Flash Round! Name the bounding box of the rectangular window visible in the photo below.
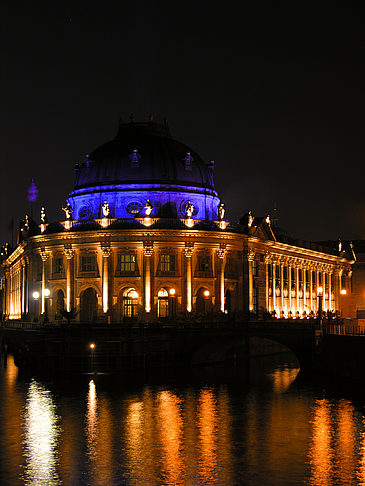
[81,255,96,272]
[161,254,175,273]
[120,254,136,273]
[252,260,257,276]
[198,255,210,273]
[53,257,64,274]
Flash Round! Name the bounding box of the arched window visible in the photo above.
[158,289,169,318]
[123,288,139,318]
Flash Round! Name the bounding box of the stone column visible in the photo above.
[265,255,270,311]
[143,241,153,313]
[328,271,332,311]
[218,244,227,313]
[295,266,300,313]
[184,242,194,312]
[288,263,292,313]
[40,249,48,315]
[101,246,112,314]
[280,262,284,316]
[322,270,326,312]
[272,262,276,314]
[303,267,306,313]
[64,246,74,312]
[309,268,313,311]
[247,249,255,313]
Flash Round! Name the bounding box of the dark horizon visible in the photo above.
[1,4,365,246]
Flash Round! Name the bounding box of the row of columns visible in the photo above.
[36,241,228,318]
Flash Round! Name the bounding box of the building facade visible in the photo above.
[1,119,354,322]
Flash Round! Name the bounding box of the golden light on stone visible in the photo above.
[317,286,323,296]
[184,218,194,228]
[340,289,347,295]
[143,217,153,227]
[100,218,110,228]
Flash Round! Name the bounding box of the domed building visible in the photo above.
[1,118,355,323]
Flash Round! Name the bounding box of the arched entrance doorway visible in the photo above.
[55,289,65,319]
[196,287,212,314]
[157,288,177,318]
[80,288,98,322]
[122,288,139,319]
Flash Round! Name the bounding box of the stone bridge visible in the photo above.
[0,319,320,373]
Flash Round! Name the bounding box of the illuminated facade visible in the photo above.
[1,119,354,322]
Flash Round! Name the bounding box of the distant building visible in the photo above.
[1,119,355,322]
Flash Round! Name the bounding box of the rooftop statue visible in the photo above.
[185,201,194,218]
[102,200,110,218]
[62,202,73,220]
[145,199,153,217]
[218,203,225,221]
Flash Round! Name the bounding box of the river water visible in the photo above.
[0,353,365,486]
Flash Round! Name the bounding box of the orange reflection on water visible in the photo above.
[270,366,300,393]
[0,356,24,485]
[86,380,98,459]
[23,379,61,485]
[157,390,184,485]
[308,399,334,486]
[216,388,233,485]
[124,400,145,483]
[336,400,356,483]
[358,417,365,485]
[197,388,218,483]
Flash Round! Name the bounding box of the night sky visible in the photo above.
[1,4,364,246]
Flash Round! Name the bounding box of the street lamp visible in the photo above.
[43,288,50,323]
[317,286,323,326]
[89,342,96,373]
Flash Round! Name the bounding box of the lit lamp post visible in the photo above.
[317,286,323,327]
[89,342,96,373]
[32,291,40,319]
[340,288,347,318]
[169,288,176,319]
[43,288,50,323]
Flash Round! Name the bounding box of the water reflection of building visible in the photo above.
[1,118,354,322]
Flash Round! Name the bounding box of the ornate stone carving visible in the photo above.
[247,249,255,261]
[184,242,194,258]
[40,249,48,262]
[143,241,153,257]
[101,246,112,258]
[217,243,227,259]
[64,246,74,260]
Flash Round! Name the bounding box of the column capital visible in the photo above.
[143,240,154,257]
[64,245,74,260]
[101,246,112,258]
[247,249,255,261]
[184,242,194,258]
[217,243,227,259]
[39,248,48,262]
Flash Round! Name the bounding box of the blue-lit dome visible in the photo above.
[68,119,220,221]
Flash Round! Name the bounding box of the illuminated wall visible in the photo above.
[68,184,220,221]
